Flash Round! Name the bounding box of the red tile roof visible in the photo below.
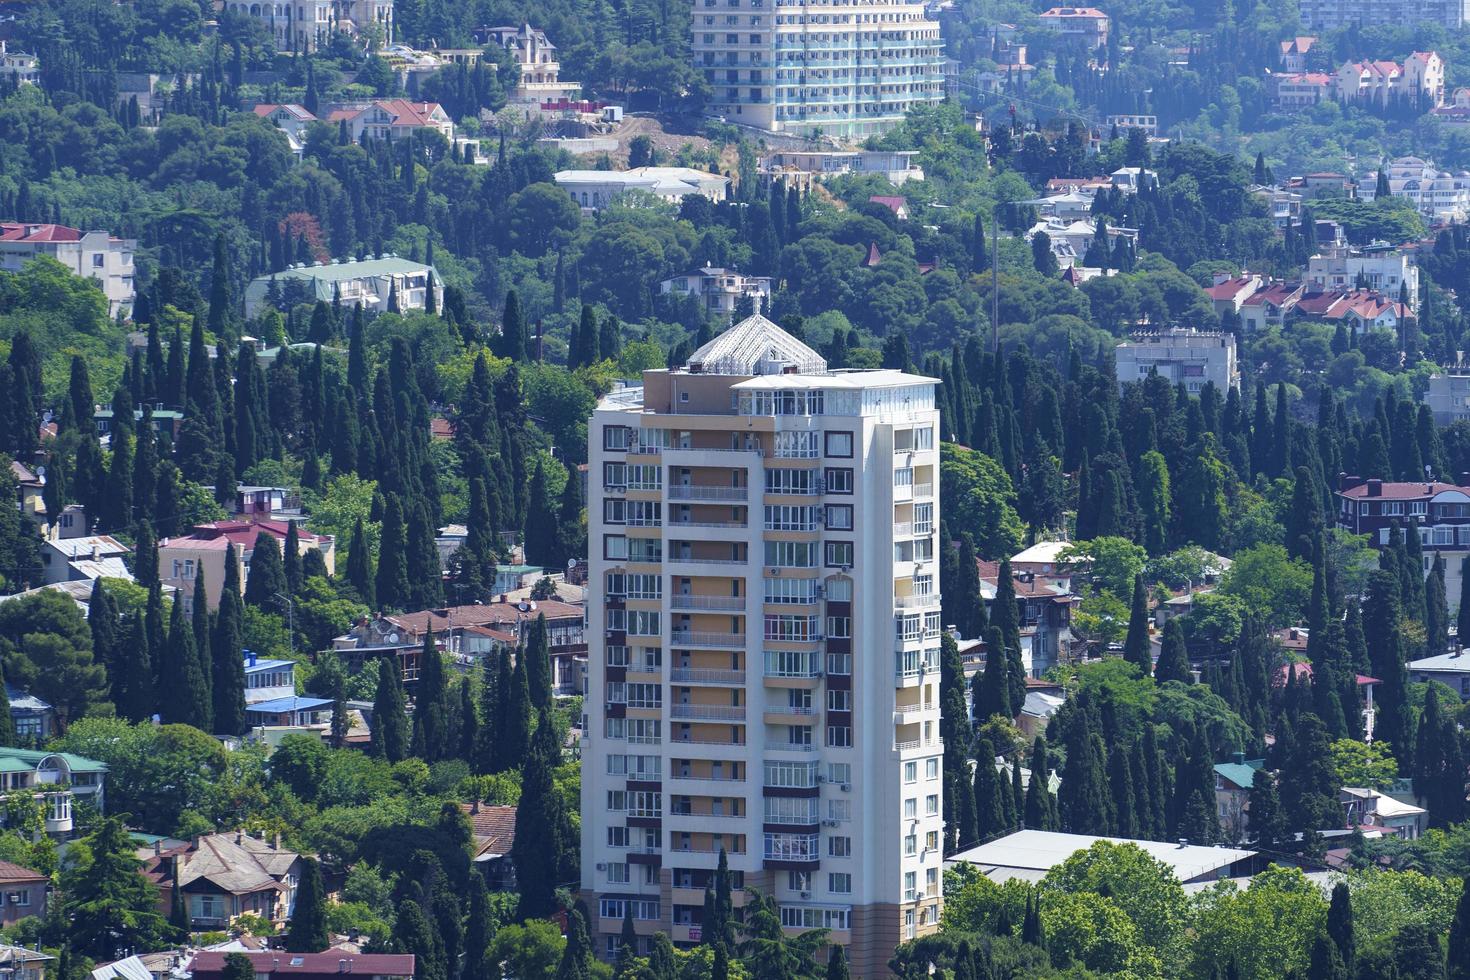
[385,598,583,636]
[0,223,83,243]
[1205,277,1260,301]
[1336,480,1469,499]
[161,518,323,551]
[458,803,517,858]
[0,860,44,883]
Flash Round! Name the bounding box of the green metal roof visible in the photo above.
[265,257,436,283]
[1213,759,1264,789]
[0,758,32,773]
[0,747,107,772]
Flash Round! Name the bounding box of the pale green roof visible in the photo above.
[263,257,436,283]
[0,747,107,772]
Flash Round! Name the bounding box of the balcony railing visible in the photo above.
[671,668,747,684]
[672,630,747,647]
[914,482,934,497]
[894,593,941,609]
[893,704,935,723]
[766,705,818,716]
[669,486,749,501]
[668,556,747,566]
[671,704,748,721]
[769,742,819,752]
[669,519,748,529]
[671,595,748,611]
[894,736,944,752]
[672,772,746,782]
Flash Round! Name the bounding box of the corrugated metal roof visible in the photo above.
[686,314,827,375]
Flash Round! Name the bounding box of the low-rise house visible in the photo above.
[1406,650,1470,699]
[1205,273,1266,316]
[976,559,1078,676]
[0,747,107,835]
[1340,786,1426,838]
[1273,72,1333,109]
[243,256,444,318]
[868,195,910,220]
[0,944,53,980]
[1109,167,1158,193]
[1430,87,1470,127]
[186,952,413,980]
[1427,362,1470,424]
[949,829,1262,884]
[1213,752,1265,842]
[1018,690,1064,739]
[159,518,334,612]
[1306,243,1419,308]
[327,99,454,144]
[1283,172,1356,199]
[1026,216,1139,267]
[554,167,728,210]
[251,104,316,160]
[1037,7,1110,47]
[244,697,334,729]
[1114,328,1239,393]
[479,24,580,102]
[757,150,923,189]
[1335,52,1444,109]
[0,42,39,86]
[39,534,131,585]
[0,860,47,925]
[0,223,136,316]
[1280,36,1318,72]
[1333,475,1470,610]
[1019,190,1096,222]
[459,802,518,889]
[93,406,183,442]
[1240,281,1305,331]
[1290,288,1413,334]
[244,654,297,706]
[145,831,303,930]
[9,462,44,523]
[7,687,55,744]
[658,266,773,320]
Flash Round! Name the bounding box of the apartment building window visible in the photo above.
[603,462,626,488]
[782,906,850,930]
[827,689,851,711]
[627,464,661,490]
[829,873,852,894]
[825,578,852,601]
[599,899,660,921]
[827,652,852,675]
[825,504,853,530]
[605,681,626,704]
[765,649,820,677]
[627,684,662,708]
[925,794,939,816]
[925,830,940,852]
[775,431,820,458]
[765,797,819,825]
[926,758,940,780]
[766,468,820,494]
[787,871,811,891]
[903,870,917,900]
[765,541,818,567]
[904,798,917,819]
[824,541,853,567]
[828,763,850,784]
[607,791,627,811]
[824,467,853,493]
[766,576,820,603]
[904,761,918,783]
[626,574,661,599]
[606,862,629,884]
[828,836,851,857]
[925,867,939,895]
[765,614,819,641]
[894,467,914,489]
[606,645,630,667]
[605,718,626,740]
[604,535,627,560]
[825,431,853,457]
[787,725,813,746]
[764,504,819,530]
[913,502,934,534]
[827,725,852,746]
[604,426,630,450]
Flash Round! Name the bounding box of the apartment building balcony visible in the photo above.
[671,629,747,648]
[766,741,820,753]
[671,595,748,611]
[763,705,818,724]
[668,517,748,530]
[670,667,747,685]
[670,704,747,722]
[894,593,940,609]
[669,485,748,502]
[892,703,936,724]
[894,735,944,753]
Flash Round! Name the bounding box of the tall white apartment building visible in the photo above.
[1299,0,1470,30]
[0,223,136,317]
[581,315,944,976]
[692,0,945,140]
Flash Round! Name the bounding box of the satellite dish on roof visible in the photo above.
[567,558,576,569]
[386,632,400,644]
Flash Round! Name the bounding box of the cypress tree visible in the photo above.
[1426,553,1449,655]
[285,857,329,952]
[211,545,246,735]
[282,520,302,595]
[0,662,13,746]
[69,355,95,436]
[463,873,494,979]
[375,495,410,611]
[192,570,212,695]
[972,738,1005,841]
[498,290,527,362]
[522,460,555,566]
[501,646,533,768]
[89,578,118,677]
[393,901,445,980]
[475,655,502,773]
[523,614,552,709]
[1023,737,1058,831]
[1123,573,1151,675]
[557,903,594,980]
[114,613,155,723]
[162,592,210,730]
[990,558,1026,709]
[825,946,850,980]
[1010,757,1024,830]
[1327,881,1355,972]
[242,532,288,609]
[1154,618,1192,684]
[1308,931,1350,980]
[1448,878,1470,980]
[1458,557,1470,652]
[372,654,410,762]
[975,627,1013,721]
[513,707,566,919]
[412,630,450,762]
[345,518,375,607]
[1108,742,1137,838]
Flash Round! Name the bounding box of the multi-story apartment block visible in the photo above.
[0,223,136,316]
[692,0,945,140]
[1359,155,1470,224]
[1427,364,1470,424]
[218,0,394,54]
[1334,53,1444,109]
[1036,7,1110,48]
[1299,0,1469,31]
[1114,329,1239,393]
[582,314,944,974]
[1334,473,1470,609]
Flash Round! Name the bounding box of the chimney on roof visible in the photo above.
[1338,472,1364,491]
[236,831,244,846]
[272,832,281,850]
[1231,751,1246,765]
[471,800,480,814]
[1367,479,1383,497]
[153,841,162,856]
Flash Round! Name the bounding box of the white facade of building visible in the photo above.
[1299,0,1470,30]
[1306,245,1419,305]
[243,256,442,317]
[1359,156,1470,224]
[480,24,580,102]
[659,266,773,319]
[555,167,729,210]
[218,0,394,54]
[0,224,136,316]
[581,315,943,974]
[1427,369,1470,424]
[1114,329,1239,393]
[692,0,944,140]
[0,42,38,86]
